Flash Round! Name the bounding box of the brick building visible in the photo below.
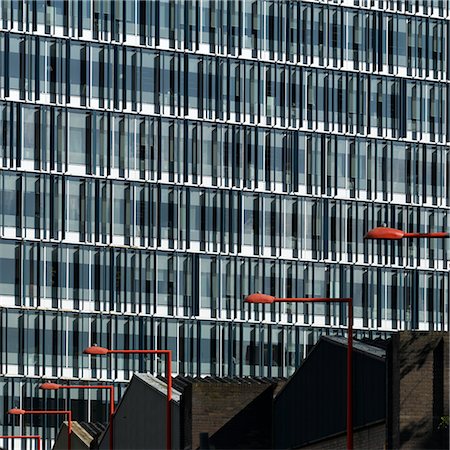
[51,332,448,449]
[387,332,449,449]
[177,376,285,449]
[95,374,283,449]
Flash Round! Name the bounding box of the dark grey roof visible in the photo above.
[172,375,285,391]
[322,335,386,360]
[359,337,390,350]
[134,373,183,402]
[78,421,106,442]
[133,373,285,396]
[177,375,283,384]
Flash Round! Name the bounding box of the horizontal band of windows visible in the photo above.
[0,175,448,264]
[0,167,449,212]
[0,2,448,74]
[1,29,449,86]
[1,105,449,207]
[0,239,447,329]
[0,307,442,384]
[1,96,450,153]
[0,230,447,273]
[1,40,449,138]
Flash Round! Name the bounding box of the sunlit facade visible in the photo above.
[0,0,449,447]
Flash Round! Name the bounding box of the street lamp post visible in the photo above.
[83,346,173,450]
[244,294,354,450]
[364,226,449,240]
[39,382,115,450]
[0,435,42,450]
[364,226,448,328]
[8,408,72,450]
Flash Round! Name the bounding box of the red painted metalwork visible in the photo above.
[364,226,449,240]
[39,382,115,450]
[8,408,26,415]
[83,346,173,450]
[244,293,276,303]
[83,345,109,355]
[39,382,62,391]
[0,435,42,450]
[8,409,72,450]
[244,294,354,450]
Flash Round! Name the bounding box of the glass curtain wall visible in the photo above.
[0,0,449,447]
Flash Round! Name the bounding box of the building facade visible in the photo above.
[0,0,449,447]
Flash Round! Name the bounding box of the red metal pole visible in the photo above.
[244,295,354,449]
[109,386,114,450]
[108,386,115,417]
[59,385,114,450]
[166,351,172,450]
[67,387,112,450]
[347,299,353,450]
[67,411,72,450]
[105,348,173,450]
[364,226,449,240]
[403,231,449,238]
[256,297,353,303]
[59,385,115,416]
[7,411,71,450]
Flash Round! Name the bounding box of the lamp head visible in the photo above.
[83,345,109,355]
[8,408,26,415]
[364,227,405,240]
[244,293,276,304]
[39,382,62,390]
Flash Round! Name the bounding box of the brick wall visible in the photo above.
[391,332,449,449]
[301,421,386,450]
[189,381,272,449]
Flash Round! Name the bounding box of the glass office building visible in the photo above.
[0,0,449,446]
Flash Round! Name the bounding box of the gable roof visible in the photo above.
[322,335,386,360]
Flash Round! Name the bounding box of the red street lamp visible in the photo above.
[245,294,354,450]
[0,435,41,450]
[364,226,449,240]
[39,382,115,450]
[83,346,173,450]
[8,408,72,450]
[364,226,448,328]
